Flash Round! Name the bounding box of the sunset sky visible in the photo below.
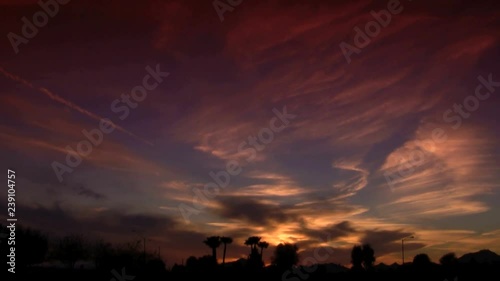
[0,0,499,267]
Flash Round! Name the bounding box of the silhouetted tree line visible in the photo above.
[1,224,499,281]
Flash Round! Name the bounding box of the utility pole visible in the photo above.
[402,236,414,265]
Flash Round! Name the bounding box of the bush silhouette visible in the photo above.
[272,243,299,272]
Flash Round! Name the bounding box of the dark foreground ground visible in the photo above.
[1,263,498,281]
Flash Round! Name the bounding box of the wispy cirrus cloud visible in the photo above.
[378,124,498,218]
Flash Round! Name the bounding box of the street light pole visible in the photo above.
[402,236,414,265]
[402,239,404,265]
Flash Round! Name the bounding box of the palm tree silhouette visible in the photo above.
[203,236,221,262]
[257,241,269,262]
[244,236,261,254]
[220,236,233,265]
